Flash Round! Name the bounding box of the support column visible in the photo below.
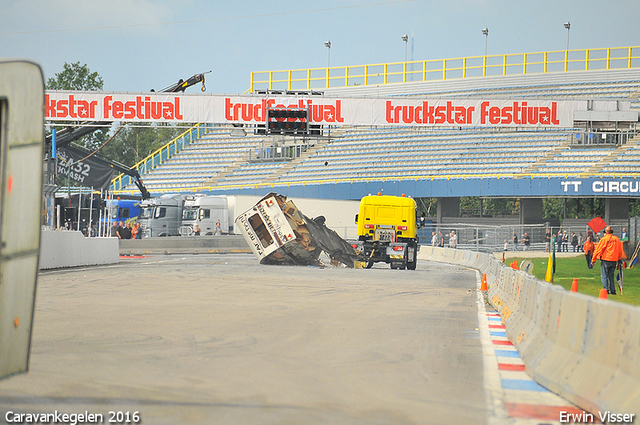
[437,197,460,224]
[605,198,629,223]
[519,198,543,225]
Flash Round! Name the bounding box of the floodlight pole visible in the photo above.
[402,34,408,62]
[564,22,571,51]
[482,28,489,57]
[325,41,331,69]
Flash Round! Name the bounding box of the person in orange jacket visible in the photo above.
[592,226,627,295]
[583,235,595,269]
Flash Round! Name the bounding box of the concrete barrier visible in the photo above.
[418,246,640,417]
[40,231,119,269]
[119,235,250,255]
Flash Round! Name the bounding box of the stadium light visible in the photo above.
[482,28,489,56]
[564,22,571,51]
[402,34,409,62]
[324,41,331,69]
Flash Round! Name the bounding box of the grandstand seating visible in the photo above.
[116,68,639,194]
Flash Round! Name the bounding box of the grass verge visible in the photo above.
[509,255,640,307]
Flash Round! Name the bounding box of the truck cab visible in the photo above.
[353,194,419,269]
[138,194,185,237]
[181,195,229,236]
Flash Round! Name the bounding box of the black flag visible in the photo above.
[56,146,115,190]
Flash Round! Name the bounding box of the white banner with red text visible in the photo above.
[45,91,593,127]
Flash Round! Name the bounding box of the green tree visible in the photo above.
[101,125,183,167]
[47,62,106,187]
[48,62,107,156]
[46,61,104,91]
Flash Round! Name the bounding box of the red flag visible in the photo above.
[588,217,607,234]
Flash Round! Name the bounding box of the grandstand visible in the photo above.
[112,45,640,235]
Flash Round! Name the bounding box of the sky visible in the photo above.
[1,0,639,95]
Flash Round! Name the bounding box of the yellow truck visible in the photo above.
[352,194,419,270]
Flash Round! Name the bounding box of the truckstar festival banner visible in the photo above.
[45,91,582,127]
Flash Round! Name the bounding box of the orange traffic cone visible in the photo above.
[481,274,488,291]
[599,288,608,299]
[571,278,578,292]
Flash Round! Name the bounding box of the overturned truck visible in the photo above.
[235,193,365,267]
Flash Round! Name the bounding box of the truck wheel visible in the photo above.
[407,260,417,270]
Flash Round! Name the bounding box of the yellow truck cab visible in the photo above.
[353,194,419,270]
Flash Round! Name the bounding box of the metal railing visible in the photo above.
[249,46,640,92]
[110,123,208,191]
[571,130,636,146]
[248,144,309,162]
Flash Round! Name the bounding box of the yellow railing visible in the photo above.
[110,123,207,191]
[249,46,640,92]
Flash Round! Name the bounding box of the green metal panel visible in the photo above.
[0,60,44,380]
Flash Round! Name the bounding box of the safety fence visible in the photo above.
[250,46,640,92]
[418,246,640,418]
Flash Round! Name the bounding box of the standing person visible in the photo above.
[431,231,438,247]
[193,224,201,236]
[621,227,629,257]
[503,240,509,251]
[438,230,444,247]
[571,232,578,252]
[557,230,563,252]
[214,219,221,235]
[513,232,518,251]
[592,226,627,295]
[522,233,530,251]
[449,230,457,249]
[131,222,140,240]
[121,222,132,239]
[116,221,124,239]
[578,233,584,252]
[583,235,595,269]
[545,229,551,252]
[109,221,118,238]
[562,231,569,252]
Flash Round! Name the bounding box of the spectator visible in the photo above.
[116,221,124,239]
[109,221,118,238]
[583,235,594,269]
[522,233,530,251]
[431,231,438,247]
[438,230,444,247]
[621,227,629,257]
[121,222,132,239]
[193,224,201,236]
[592,226,627,295]
[513,232,518,251]
[449,230,457,249]
[578,233,584,252]
[214,219,221,235]
[571,232,578,252]
[503,240,509,252]
[557,230,563,252]
[131,222,139,240]
[545,229,551,252]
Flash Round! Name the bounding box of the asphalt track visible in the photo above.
[0,254,489,425]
